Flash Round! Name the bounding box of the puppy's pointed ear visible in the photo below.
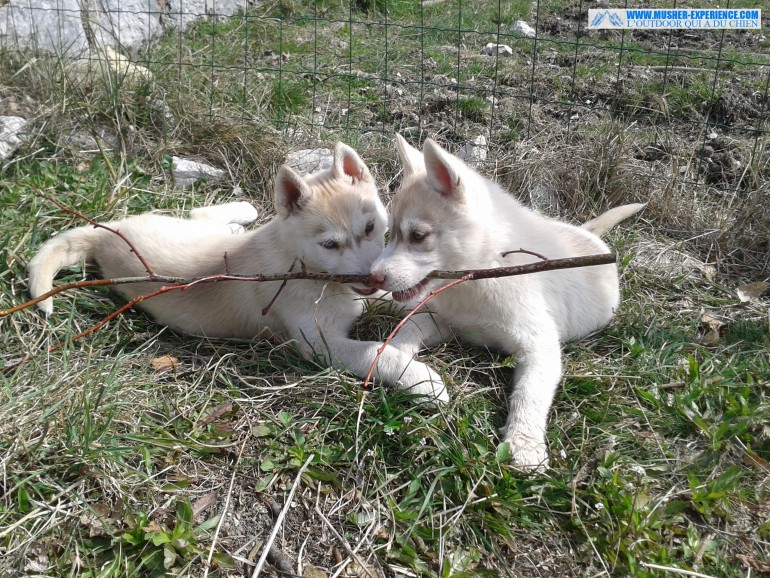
[423,139,464,201]
[332,142,373,184]
[275,165,312,217]
[395,133,425,178]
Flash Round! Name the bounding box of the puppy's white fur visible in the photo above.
[28,142,445,401]
[370,135,644,469]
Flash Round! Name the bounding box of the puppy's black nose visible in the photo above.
[367,272,386,288]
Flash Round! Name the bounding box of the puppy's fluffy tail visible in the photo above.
[582,203,646,236]
[28,227,103,316]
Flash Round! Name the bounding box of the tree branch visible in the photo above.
[9,196,619,381]
[2,253,616,319]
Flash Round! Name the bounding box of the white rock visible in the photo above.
[528,182,560,213]
[68,47,153,92]
[457,135,487,166]
[90,0,163,50]
[481,43,513,57]
[165,0,247,31]
[172,157,225,188]
[0,0,250,55]
[0,0,89,55]
[0,116,28,161]
[60,127,119,153]
[285,148,333,175]
[151,99,177,130]
[513,20,536,37]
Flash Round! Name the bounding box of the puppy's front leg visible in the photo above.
[387,307,449,358]
[306,332,448,404]
[500,327,563,471]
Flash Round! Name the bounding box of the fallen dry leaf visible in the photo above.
[700,328,720,347]
[736,280,770,302]
[151,355,180,371]
[141,520,161,534]
[302,566,328,578]
[699,312,724,346]
[201,403,237,425]
[737,553,770,573]
[192,491,218,519]
[701,312,723,328]
[743,449,770,473]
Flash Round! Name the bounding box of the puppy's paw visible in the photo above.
[227,201,259,225]
[400,364,449,406]
[501,430,549,472]
[34,296,54,316]
[189,202,258,226]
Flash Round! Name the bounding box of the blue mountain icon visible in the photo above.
[591,10,625,27]
[591,10,608,26]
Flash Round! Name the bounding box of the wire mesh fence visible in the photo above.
[125,1,770,140]
[2,0,769,268]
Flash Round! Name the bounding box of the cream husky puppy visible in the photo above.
[369,135,644,470]
[28,142,444,399]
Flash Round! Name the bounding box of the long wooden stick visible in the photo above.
[2,253,616,319]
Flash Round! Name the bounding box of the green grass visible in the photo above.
[2,147,768,577]
[1,0,769,575]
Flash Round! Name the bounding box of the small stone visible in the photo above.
[457,135,487,165]
[482,43,513,57]
[513,20,536,37]
[285,148,333,175]
[0,116,28,160]
[60,127,119,153]
[528,182,559,212]
[151,99,177,130]
[172,157,225,188]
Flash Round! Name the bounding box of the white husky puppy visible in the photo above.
[28,142,444,399]
[369,135,645,470]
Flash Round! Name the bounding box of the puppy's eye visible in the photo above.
[320,239,338,249]
[411,230,428,243]
[365,220,375,235]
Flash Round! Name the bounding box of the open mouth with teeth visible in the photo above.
[352,286,378,296]
[391,279,430,302]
